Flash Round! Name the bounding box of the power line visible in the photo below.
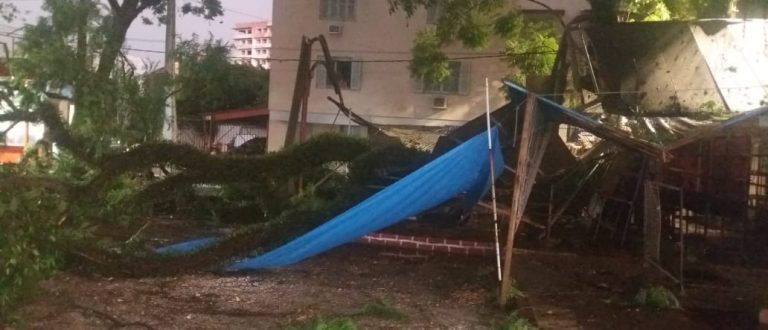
[125,48,552,62]
[1,23,767,96]
[222,7,268,21]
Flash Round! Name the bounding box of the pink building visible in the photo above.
[232,21,272,69]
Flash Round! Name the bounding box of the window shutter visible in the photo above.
[320,0,328,19]
[316,60,328,89]
[458,62,471,95]
[348,0,356,20]
[350,58,362,90]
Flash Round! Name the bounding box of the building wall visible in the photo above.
[232,21,272,69]
[267,0,589,151]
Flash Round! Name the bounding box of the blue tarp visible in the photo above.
[155,237,218,255]
[226,129,504,270]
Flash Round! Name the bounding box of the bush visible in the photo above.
[634,286,681,310]
[0,187,68,321]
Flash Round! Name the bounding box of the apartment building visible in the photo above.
[267,0,589,151]
[232,21,272,69]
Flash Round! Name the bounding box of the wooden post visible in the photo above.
[285,37,311,147]
[547,184,554,240]
[643,180,662,262]
[299,67,312,143]
[499,94,536,308]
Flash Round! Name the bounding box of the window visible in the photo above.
[320,0,356,21]
[316,57,362,90]
[414,61,470,95]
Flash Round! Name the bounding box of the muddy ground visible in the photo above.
[14,241,765,330]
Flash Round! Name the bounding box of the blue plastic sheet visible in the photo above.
[227,129,504,270]
[155,237,218,255]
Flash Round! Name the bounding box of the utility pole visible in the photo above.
[163,0,177,141]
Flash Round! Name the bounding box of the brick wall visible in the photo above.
[359,232,495,256]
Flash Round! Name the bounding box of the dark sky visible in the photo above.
[0,0,273,66]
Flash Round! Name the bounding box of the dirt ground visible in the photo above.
[14,241,764,330]
[8,215,766,329]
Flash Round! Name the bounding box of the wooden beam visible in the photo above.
[477,202,546,230]
[284,37,311,147]
[500,94,537,307]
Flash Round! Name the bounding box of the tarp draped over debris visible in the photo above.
[225,129,504,270]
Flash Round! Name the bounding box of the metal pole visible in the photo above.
[163,0,177,141]
[485,78,502,282]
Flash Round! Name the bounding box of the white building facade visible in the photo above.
[267,0,589,151]
[232,21,272,69]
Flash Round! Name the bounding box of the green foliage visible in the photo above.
[662,0,734,18]
[409,29,452,82]
[496,312,538,330]
[0,0,226,320]
[176,37,269,116]
[494,11,558,83]
[0,2,17,23]
[395,0,750,80]
[588,0,738,22]
[507,282,527,301]
[348,142,430,185]
[355,299,407,321]
[625,0,672,21]
[634,286,681,310]
[10,0,168,148]
[288,317,359,330]
[0,169,69,321]
[391,0,558,85]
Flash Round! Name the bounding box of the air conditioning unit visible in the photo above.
[328,24,343,35]
[432,96,448,109]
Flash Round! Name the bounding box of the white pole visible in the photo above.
[485,77,502,282]
[163,0,177,142]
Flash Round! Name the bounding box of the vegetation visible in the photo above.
[0,0,223,321]
[286,317,359,330]
[0,170,66,320]
[634,286,681,310]
[388,0,766,86]
[175,37,269,116]
[355,299,407,321]
[389,0,560,85]
[496,312,538,330]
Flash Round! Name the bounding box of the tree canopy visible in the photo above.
[175,37,269,117]
[388,0,767,85]
[2,0,223,149]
